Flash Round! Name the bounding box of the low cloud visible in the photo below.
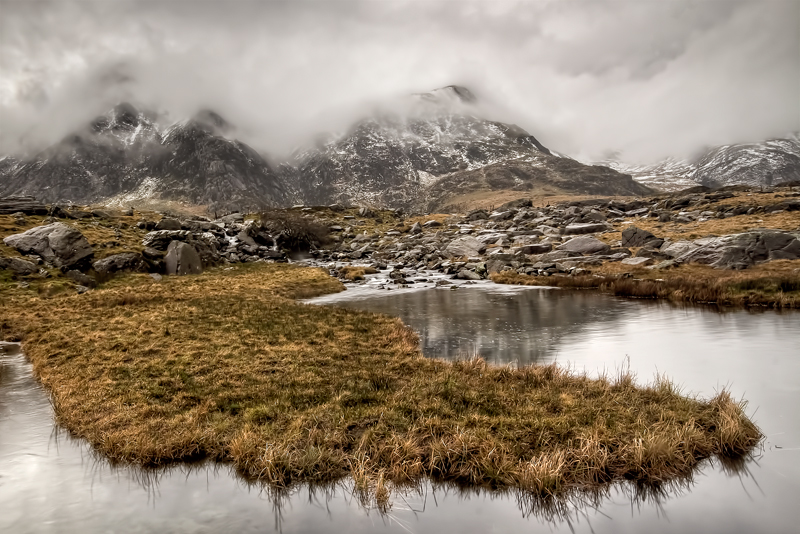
[0,0,797,164]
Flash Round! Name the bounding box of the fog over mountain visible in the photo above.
[1,0,798,165]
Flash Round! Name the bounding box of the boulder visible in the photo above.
[155,218,183,231]
[518,243,552,255]
[661,241,699,258]
[621,256,654,266]
[65,269,96,288]
[563,222,610,235]
[621,226,659,248]
[0,256,38,275]
[557,236,611,255]
[409,222,422,234]
[443,236,487,259]
[3,222,93,268]
[164,241,203,275]
[142,230,191,250]
[456,268,482,280]
[93,253,148,276]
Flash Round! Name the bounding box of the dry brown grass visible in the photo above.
[492,260,800,308]
[1,262,762,508]
[338,266,379,281]
[603,210,800,245]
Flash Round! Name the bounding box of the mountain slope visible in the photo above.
[606,134,800,191]
[290,85,647,210]
[0,104,287,211]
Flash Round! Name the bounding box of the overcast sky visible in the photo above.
[1,0,798,163]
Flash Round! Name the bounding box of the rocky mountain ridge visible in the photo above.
[0,103,287,212]
[605,134,800,191]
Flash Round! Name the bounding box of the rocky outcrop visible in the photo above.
[675,230,800,269]
[0,197,49,215]
[3,222,93,268]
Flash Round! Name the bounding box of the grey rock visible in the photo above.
[155,218,182,231]
[557,236,611,255]
[0,196,48,215]
[142,230,191,250]
[3,222,93,268]
[443,236,487,259]
[675,230,800,269]
[164,241,203,275]
[456,268,482,280]
[217,213,244,224]
[0,256,38,275]
[65,269,96,287]
[621,257,654,266]
[423,220,443,228]
[661,241,699,258]
[563,222,610,235]
[621,226,658,248]
[409,222,422,234]
[518,243,552,255]
[93,253,148,276]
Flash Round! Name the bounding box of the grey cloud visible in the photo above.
[0,0,797,164]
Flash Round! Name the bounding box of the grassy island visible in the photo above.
[1,263,761,507]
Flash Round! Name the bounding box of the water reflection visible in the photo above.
[3,283,800,533]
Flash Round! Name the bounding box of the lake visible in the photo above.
[2,280,799,533]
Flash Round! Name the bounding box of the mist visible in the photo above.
[1,0,798,164]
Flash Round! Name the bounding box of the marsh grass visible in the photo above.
[1,263,761,507]
[492,260,800,308]
[338,266,379,281]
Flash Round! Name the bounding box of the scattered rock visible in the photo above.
[65,269,97,288]
[562,222,610,235]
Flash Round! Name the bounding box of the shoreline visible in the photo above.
[1,262,763,507]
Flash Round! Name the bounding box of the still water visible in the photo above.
[2,282,799,533]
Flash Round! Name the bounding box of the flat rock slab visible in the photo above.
[3,222,93,268]
[621,257,654,266]
[563,222,610,235]
[557,236,611,255]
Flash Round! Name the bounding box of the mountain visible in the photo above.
[1,86,652,212]
[290,85,649,210]
[605,134,800,191]
[0,103,287,212]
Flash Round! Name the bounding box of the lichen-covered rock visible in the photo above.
[142,230,191,250]
[3,222,93,268]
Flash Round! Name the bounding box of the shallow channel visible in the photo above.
[2,281,799,533]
